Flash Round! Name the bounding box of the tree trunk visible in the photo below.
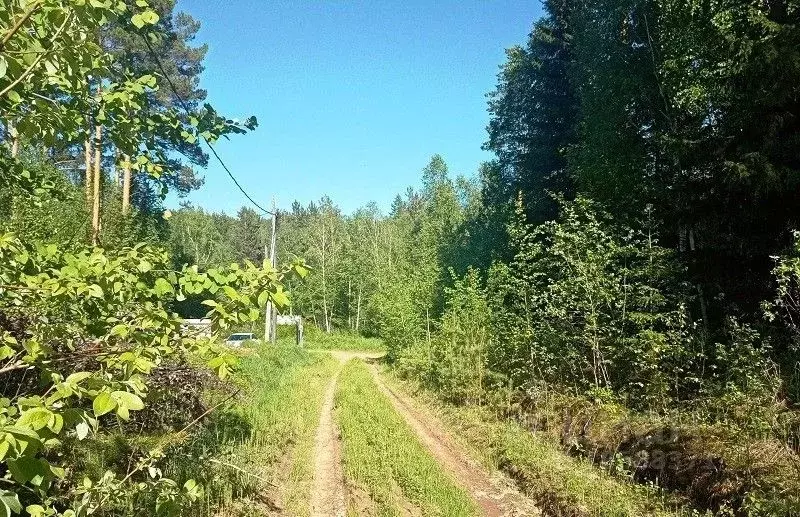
[355,284,362,333]
[311,300,319,328]
[8,121,18,157]
[84,133,92,205]
[91,123,102,245]
[347,277,352,329]
[121,154,131,215]
[91,83,103,245]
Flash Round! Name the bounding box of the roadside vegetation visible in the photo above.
[63,344,336,516]
[387,375,692,517]
[303,329,386,352]
[335,360,477,517]
[161,1,800,512]
[190,345,338,515]
[3,0,800,514]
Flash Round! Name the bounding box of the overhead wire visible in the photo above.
[140,34,275,216]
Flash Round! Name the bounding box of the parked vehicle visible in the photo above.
[224,332,255,347]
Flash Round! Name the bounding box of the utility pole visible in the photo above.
[264,199,278,343]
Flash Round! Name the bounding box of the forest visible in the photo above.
[2,0,800,516]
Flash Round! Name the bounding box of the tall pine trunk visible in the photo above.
[121,154,131,215]
[91,83,103,246]
[84,131,92,206]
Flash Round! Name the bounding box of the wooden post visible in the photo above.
[355,284,362,333]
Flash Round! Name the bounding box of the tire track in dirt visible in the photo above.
[309,360,347,517]
[367,363,540,517]
[309,351,383,517]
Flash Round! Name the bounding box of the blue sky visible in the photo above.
[169,0,543,215]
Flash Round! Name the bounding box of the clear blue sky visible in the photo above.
[169,0,542,215]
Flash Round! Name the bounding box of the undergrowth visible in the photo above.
[386,374,698,517]
[72,345,338,516]
[303,328,387,352]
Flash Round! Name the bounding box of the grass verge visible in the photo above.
[386,375,693,517]
[335,360,478,517]
[303,328,386,352]
[164,344,339,516]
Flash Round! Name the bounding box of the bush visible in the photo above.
[398,269,492,405]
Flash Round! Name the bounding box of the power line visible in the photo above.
[140,34,275,216]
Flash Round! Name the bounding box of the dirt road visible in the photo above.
[309,351,382,517]
[309,359,346,517]
[368,365,540,517]
[308,350,538,517]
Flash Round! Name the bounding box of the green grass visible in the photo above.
[389,377,693,517]
[335,360,478,517]
[163,344,339,516]
[303,328,387,352]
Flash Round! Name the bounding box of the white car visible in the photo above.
[224,333,255,347]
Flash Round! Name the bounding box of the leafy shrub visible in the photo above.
[398,269,492,404]
[487,196,695,407]
[0,232,305,515]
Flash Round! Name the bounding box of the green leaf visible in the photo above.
[222,285,238,300]
[183,478,204,499]
[294,264,310,278]
[111,391,144,411]
[86,284,104,298]
[7,456,49,486]
[26,505,46,517]
[5,427,42,456]
[66,372,92,384]
[6,90,21,104]
[18,408,51,431]
[140,9,160,24]
[131,13,145,28]
[110,324,129,337]
[0,346,15,361]
[154,277,173,296]
[92,392,116,417]
[0,490,21,516]
[207,356,225,369]
[47,413,63,434]
[271,288,289,308]
[75,422,89,440]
